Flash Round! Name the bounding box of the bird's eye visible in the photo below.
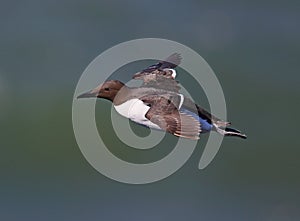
[104,88,110,91]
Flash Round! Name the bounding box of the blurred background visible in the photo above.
[1,0,299,220]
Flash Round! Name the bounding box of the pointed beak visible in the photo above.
[77,90,97,99]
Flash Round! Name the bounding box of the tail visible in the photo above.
[214,124,247,139]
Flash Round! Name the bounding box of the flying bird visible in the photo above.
[77,54,246,139]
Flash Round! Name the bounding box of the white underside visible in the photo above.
[114,99,161,130]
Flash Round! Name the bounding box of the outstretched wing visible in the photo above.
[141,53,182,72]
[141,94,201,140]
[133,53,182,92]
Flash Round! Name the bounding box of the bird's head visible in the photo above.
[77,80,125,102]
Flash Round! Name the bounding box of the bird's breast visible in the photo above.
[114,99,161,130]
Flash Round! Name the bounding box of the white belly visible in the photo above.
[114,99,161,130]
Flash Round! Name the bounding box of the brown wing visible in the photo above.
[133,69,181,93]
[160,53,182,69]
[140,53,182,72]
[142,94,201,140]
[133,53,182,93]
[141,76,181,93]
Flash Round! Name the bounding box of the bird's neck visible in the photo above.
[112,86,132,105]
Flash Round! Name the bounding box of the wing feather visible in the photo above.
[142,94,201,140]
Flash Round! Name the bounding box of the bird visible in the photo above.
[77,79,247,140]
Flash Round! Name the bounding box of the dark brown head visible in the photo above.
[77,80,125,102]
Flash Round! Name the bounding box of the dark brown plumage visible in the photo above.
[141,94,201,140]
[133,53,182,92]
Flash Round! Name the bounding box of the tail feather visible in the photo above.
[215,120,231,127]
[214,125,247,139]
[225,127,241,133]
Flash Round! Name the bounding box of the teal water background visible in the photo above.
[1,1,299,220]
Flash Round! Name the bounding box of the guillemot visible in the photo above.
[77,80,247,139]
